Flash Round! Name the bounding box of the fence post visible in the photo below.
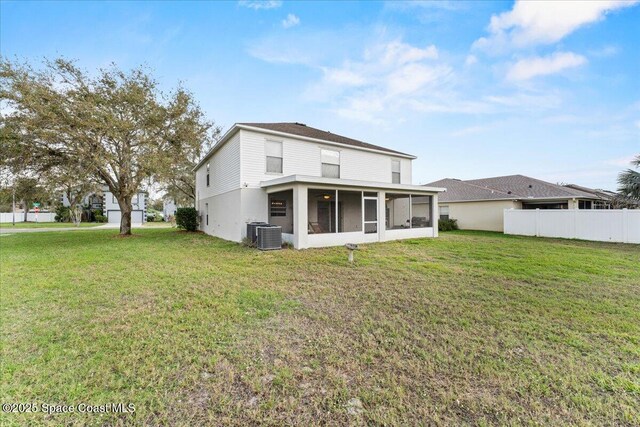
[622,208,628,244]
[535,208,540,237]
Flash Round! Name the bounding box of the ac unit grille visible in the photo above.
[257,226,282,250]
[247,222,269,243]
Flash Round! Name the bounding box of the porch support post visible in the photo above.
[432,193,439,237]
[378,191,386,242]
[293,184,308,249]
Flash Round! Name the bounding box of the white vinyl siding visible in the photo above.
[391,159,401,184]
[240,130,413,187]
[321,149,340,178]
[196,131,241,199]
[265,140,283,174]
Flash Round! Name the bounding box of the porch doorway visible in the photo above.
[363,196,378,234]
[268,190,293,233]
[317,201,336,233]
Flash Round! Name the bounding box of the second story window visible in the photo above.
[391,159,401,184]
[206,162,210,187]
[265,140,283,174]
[321,149,340,178]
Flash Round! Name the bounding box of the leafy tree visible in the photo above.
[149,197,164,212]
[1,58,215,235]
[159,128,220,206]
[617,154,640,202]
[47,166,100,226]
[12,177,51,221]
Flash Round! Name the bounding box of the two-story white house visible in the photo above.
[62,185,147,224]
[194,122,444,249]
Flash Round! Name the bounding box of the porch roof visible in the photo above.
[260,175,445,193]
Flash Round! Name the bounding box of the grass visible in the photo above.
[1,229,638,426]
[0,222,102,229]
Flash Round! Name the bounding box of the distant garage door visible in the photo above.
[107,210,144,224]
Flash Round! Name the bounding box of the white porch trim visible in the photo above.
[263,177,443,249]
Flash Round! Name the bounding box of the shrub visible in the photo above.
[146,210,164,222]
[55,205,70,222]
[94,214,107,223]
[175,207,198,232]
[439,218,459,232]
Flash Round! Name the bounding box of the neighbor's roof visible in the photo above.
[427,175,604,203]
[563,184,616,200]
[194,122,415,170]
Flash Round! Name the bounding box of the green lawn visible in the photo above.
[1,229,638,426]
[0,222,102,229]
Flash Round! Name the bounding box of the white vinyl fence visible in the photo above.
[0,212,57,223]
[504,209,640,244]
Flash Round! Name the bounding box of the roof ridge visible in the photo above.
[457,179,519,197]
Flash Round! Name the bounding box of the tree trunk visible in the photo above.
[22,199,28,222]
[117,196,133,235]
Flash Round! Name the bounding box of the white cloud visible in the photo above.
[385,1,465,11]
[238,0,282,10]
[372,41,438,65]
[588,45,620,58]
[386,63,449,95]
[605,155,638,167]
[474,0,638,52]
[506,52,587,81]
[322,67,368,86]
[302,40,452,123]
[484,92,563,110]
[282,13,300,29]
[450,124,493,137]
[465,54,477,66]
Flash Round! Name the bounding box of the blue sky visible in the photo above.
[2,0,639,189]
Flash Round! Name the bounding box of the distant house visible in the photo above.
[162,199,178,219]
[62,186,147,224]
[194,122,444,249]
[426,175,613,232]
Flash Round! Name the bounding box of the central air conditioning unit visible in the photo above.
[257,225,282,251]
[247,222,269,244]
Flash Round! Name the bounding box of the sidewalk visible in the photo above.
[0,223,147,234]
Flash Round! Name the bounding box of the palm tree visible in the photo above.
[617,154,640,201]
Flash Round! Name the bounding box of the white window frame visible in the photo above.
[265,140,283,174]
[391,159,401,184]
[321,148,340,178]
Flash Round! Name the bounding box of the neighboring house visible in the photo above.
[562,184,620,208]
[162,199,178,219]
[194,122,444,249]
[426,175,612,232]
[62,186,147,224]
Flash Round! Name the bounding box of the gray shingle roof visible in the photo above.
[427,175,602,202]
[427,178,516,202]
[239,122,413,157]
